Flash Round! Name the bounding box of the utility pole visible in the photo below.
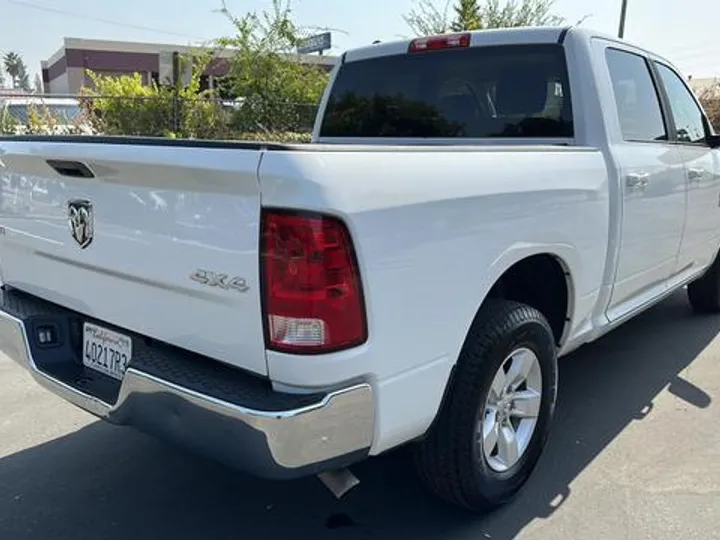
[172,51,180,132]
[618,0,629,39]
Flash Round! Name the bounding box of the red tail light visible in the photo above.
[260,210,367,354]
[408,33,471,53]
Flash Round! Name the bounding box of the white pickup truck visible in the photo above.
[1,26,719,513]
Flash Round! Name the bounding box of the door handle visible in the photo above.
[626,172,649,190]
[46,160,95,179]
[688,168,704,183]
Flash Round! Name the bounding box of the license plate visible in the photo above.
[82,322,132,381]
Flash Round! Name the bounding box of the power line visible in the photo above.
[6,0,212,42]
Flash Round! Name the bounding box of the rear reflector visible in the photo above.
[260,210,367,354]
[409,33,471,53]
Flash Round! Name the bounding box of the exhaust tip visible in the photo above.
[317,468,360,499]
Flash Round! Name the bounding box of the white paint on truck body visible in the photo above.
[1,26,720,456]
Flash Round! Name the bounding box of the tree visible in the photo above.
[404,0,564,35]
[34,73,43,94]
[216,0,330,133]
[17,65,31,92]
[75,0,324,142]
[3,51,32,91]
[404,0,452,35]
[3,52,22,87]
[451,0,481,31]
[480,0,563,28]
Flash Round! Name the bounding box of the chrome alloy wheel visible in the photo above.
[479,347,543,472]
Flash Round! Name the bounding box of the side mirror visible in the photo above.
[708,134,720,149]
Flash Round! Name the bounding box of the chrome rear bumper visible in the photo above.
[0,290,374,478]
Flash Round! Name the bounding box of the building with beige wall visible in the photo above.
[689,76,720,97]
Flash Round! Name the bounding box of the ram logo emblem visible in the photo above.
[190,269,249,293]
[68,199,94,249]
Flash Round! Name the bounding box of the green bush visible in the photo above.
[74,1,325,142]
[217,0,329,133]
[0,109,18,134]
[232,130,311,143]
[80,71,233,139]
[80,74,174,136]
[80,72,317,141]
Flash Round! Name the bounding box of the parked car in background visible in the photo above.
[0,96,92,135]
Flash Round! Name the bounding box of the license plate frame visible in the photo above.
[82,322,133,381]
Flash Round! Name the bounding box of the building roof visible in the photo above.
[42,37,338,68]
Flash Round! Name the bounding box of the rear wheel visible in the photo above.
[688,255,720,314]
[414,300,558,513]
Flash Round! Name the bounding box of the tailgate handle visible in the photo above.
[46,160,95,179]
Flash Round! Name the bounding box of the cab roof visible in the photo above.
[343,26,659,64]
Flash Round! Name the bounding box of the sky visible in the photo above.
[0,0,719,82]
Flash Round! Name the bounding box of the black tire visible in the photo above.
[688,255,720,314]
[414,299,558,513]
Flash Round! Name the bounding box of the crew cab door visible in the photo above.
[651,61,720,274]
[602,46,687,321]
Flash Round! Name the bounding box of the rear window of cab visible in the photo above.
[320,43,573,139]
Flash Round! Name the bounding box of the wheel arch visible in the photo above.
[483,253,574,347]
[431,248,576,434]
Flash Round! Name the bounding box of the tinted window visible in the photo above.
[606,48,667,142]
[320,44,573,138]
[655,63,707,144]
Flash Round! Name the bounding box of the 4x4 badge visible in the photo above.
[190,269,249,293]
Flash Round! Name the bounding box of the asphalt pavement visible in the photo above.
[1,290,719,539]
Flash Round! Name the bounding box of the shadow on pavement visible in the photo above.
[0,291,717,540]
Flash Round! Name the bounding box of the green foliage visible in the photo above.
[479,0,564,28]
[17,69,31,92]
[451,0,481,32]
[3,52,22,80]
[81,73,175,137]
[81,49,233,139]
[3,51,31,91]
[233,130,312,143]
[0,109,18,135]
[216,0,330,133]
[404,0,452,35]
[405,0,564,35]
[78,70,312,142]
[72,0,322,142]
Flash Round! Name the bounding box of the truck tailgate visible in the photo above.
[0,139,268,375]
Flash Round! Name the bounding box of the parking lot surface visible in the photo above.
[1,291,719,539]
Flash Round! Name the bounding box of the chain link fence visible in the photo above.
[0,93,320,142]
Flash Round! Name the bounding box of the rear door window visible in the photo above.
[605,48,668,142]
[654,62,708,144]
[320,44,573,139]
